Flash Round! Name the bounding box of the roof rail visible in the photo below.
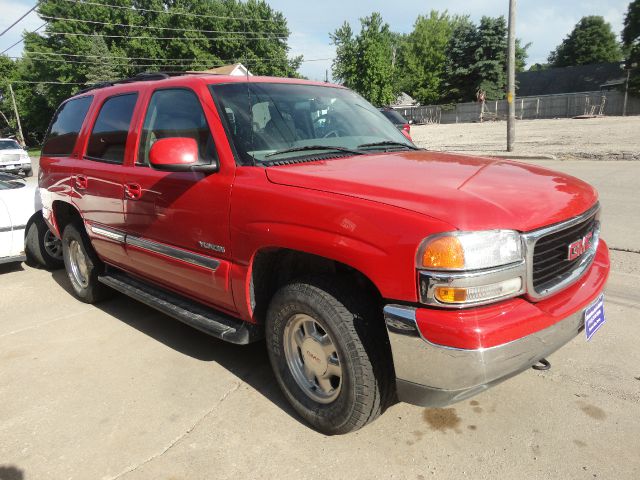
[76,71,179,94]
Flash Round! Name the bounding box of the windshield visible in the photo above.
[0,173,26,190]
[209,82,415,164]
[0,140,22,150]
[379,109,407,125]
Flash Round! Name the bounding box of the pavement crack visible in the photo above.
[609,246,640,254]
[106,380,244,480]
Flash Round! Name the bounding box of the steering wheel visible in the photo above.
[323,129,343,138]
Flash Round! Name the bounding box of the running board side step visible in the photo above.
[98,271,262,345]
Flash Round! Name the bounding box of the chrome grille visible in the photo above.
[523,203,600,300]
[0,154,20,163]
[532,214,598,291]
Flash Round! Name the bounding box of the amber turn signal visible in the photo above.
[421,236,465,269]
[434,287,468,303]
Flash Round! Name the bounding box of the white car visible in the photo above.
[0,138,32,177]
[0,173,62,268]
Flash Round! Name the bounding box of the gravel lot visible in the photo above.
[1,130,639,479]
[411,116,640,161]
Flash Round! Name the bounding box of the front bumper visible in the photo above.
[0,162,31,173]
[384,241,610,407]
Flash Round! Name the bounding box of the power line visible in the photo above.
[0,3,39,38]
[11,55,223,69]
[23,50,222,62]
[0,22,46,55]
[10,80,86,85]
[16,52,331,65]
[59,0,279,24]
[40,15,283,36]
[47,31,287,41]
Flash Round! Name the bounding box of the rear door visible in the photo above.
[120,85,236,312]
[72,92,139,268]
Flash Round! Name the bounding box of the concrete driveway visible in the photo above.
[1,160,639,480]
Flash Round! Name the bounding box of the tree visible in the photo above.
[331,12,395,106]
[622,0,640,95]
[443,16,529,102]
[397,11,457,104]
[548,16,623,67]
[13,0,301,144]
[0,56,19,138]
[475,16,508,100]
[83,36,120,85]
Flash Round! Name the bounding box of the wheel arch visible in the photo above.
[249,247,383,325]
[50,200,83,236]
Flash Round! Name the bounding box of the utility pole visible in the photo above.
[623,66,631,117]
[8,83,25,147]
[506,0,517,152]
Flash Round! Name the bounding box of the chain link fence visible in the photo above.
[394,91,640,125]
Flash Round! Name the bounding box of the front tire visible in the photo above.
[62,223,112,303]
[25,213,64,270]
[266,276,393,435]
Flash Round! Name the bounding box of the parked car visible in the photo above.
[39,73,609,435]
[0,173,62,268]
[378,108,412,140]
[0,138,32,177]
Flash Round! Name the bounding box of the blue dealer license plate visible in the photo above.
[584,293,605,341]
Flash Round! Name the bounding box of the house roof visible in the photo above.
[516,62,625,96]
[187,63,252,76]
[391,92,418,107]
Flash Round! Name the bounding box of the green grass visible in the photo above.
[27,148,41,158]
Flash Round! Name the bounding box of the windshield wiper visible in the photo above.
[357,140,419,150]
[264,145,364,158]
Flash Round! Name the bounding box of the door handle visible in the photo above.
[124,183,142,200]
[75,175,88,190]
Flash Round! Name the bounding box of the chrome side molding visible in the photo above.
[88,222,220,271]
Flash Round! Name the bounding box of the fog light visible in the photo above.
[434,278,523,305]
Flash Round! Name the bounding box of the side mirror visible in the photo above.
[149,137,218,173]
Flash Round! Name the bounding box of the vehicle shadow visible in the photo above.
[49,269,300,424]
[0,263,24,275]
[0,465,24,480]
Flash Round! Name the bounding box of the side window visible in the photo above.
[86,93,138,164]
[137,89,216,166]
[42,96,93,156]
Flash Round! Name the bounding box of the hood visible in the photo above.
[264,151,598,232]
[0,148,28,157]
[0,182,37,226]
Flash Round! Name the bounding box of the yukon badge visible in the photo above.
[567,231,593,261]
[199,241,225,253]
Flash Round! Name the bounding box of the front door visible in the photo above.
[121,87,236,313]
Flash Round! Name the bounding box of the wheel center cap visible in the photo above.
[301,338,328,376]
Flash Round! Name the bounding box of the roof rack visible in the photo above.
[76,71,184,94]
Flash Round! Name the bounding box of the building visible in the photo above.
[516,62,626,96]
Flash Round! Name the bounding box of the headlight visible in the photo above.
[417,230,525,308]
[21,153,30,161]
[417,230,523,271]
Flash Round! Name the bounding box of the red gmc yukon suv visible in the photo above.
[39,73,609,434]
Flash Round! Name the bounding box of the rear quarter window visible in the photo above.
[42,96,93,156]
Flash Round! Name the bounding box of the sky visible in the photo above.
[0,0,631,81]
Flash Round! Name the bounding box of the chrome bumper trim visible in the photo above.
[384,303,587,407]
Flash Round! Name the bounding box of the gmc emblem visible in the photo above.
[567,231,593,261]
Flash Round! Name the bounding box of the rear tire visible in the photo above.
[266,276,393,435]
[62,222,112,303]
[25,213,64,270]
